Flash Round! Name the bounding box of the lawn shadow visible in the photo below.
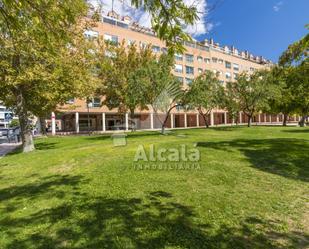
[1,174,308,248]
[197,138,309,182]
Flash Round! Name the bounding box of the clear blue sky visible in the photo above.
[197,0,309,62]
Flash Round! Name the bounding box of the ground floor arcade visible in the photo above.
[46,111,302,135]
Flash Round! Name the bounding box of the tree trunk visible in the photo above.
[299,115,307,127]
[247,115,252,127]
[39,117,47,135]
[198,109,209,128]
[283,113,288,126]
[161,113,170,134]
[130,110,136,131]
[16,91,35,152]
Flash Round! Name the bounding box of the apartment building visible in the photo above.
[53,11,299,134]
[0,103,16,128]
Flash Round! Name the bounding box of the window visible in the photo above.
[152,45,160,53]
[84,30,99,39]
[174,64,183,73]
[219,80,225,84]
[91,97,101,108]
[161,47,168,54]
[185,66,194,75]
[233,63,239,71]
[218,59,223,64]
[66,98,75,104]
[250,67,255,72]
[198,68,203,74]
[140,42,148,49]
[185,78,193,85]
[184,41,195,48]
[225,61,231,69]
[176,76,184,84]
[103,17,116,25]
[212,57,218,63]
[204,58,211,64]
[127,39,135,46]
[185,54,194,63]
[233,73,239,79]
[104,34,118,44]
[225,72,231,79]
[116,21,129,29]
[175,53,183,61]
[197,56,203,62]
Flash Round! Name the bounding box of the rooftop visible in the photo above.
[88,8,273,65]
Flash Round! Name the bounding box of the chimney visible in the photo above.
[210,38,214,45]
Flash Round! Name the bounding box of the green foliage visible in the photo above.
[8,119,20,128]
[130,0,199,54]
[0,0,96,152]
[279,26,309,66]
[186,70,224,127]
[225,70,280,126]
[97,42,156,116]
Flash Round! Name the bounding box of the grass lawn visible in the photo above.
[0,126,308,249]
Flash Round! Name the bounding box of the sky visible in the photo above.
[201,0,309,62]
[91,0,308,62]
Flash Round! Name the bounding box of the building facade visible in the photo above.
[0,103,17,128]
[53,12,300,134]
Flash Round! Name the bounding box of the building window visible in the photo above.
[185,66,194,75]
[233,63,239,71]
[218,59,223,64]
[185,78,193,85]
[204,58,211,64]
[225,61,231,69]
[250,67,255,72]
[175,53,183,61]
[89,97,101,108]
[84,30,99,39]
[127,39,136,46]
[185,54,194,63]
[174,64,183,73]
[104,34,118,44]
[161,47,168,54]
[197,56,203,62]
[140,42,148,49]
[225,72,231,79]
[152,45,160,53]
[66,98,75,104]
[233,73,239,79]
[212,57,218,63]
[198,68,203,74]
[176,76,183,84]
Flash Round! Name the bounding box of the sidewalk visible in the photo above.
[0,143,21,158]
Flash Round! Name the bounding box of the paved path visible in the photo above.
[0,143,21,158]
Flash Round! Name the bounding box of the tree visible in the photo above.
[278,26,309,126]
[146,54,184,134]
[279,25,309,66]
[289,61,309,126]
[267,66,298,126]
[223,83,241,125]
[0,1,96,152]
[186,71,224,128]
[226,70,280,127]
[97,42,155,129]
